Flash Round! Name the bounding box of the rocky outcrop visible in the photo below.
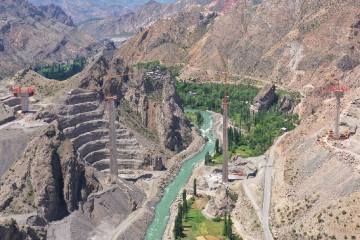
[0,219,46,240]
[157,74,192,152]
[0,101,14,125]
[0,124,100,222]
[203,185,236,217]
[38,4,74,26]
[250,84,277,113]
[0,39,4,52]
[121,69,192,152]
[278,94,295,113]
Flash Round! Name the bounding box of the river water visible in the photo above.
[145,111,215,240]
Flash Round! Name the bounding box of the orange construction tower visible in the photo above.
[330,77,347,139]
[11,86,35,113]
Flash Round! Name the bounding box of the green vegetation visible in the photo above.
[185,110,204,128]
[183,205,225,240]
[174,203,184,239]
[182,190,188,215]
[174,186,242,240]
[134,60,167,72]
[176,81,258,119]
[34,57,86,80]
[204,151,213,165]
[133,60,182,80]
[176,81,299,158]
[193,178,197,197]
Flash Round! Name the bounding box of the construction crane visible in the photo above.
[329,76,347,140]
[10,86,35,113]
[105,96,119,177]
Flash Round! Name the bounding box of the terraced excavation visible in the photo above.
[58,88,146,171]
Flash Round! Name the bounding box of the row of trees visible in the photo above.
[174,190,190,239]
[34,57,87,80]
[223,212,234,239]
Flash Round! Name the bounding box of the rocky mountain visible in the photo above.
[28,0,175,23]
[78,0,164,41]
[0,0,101,80]
[38,4,75,26]
[78,0,213,42]
[116,0,360,238]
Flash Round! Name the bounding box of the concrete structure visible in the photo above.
[58,89,146,172]
[330,79,347,139]
[222,95,229,183]
[105,96,119,176]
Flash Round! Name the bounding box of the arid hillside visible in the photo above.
[0,0,101,79]
[78,0,213,41]
[119,0,360,90]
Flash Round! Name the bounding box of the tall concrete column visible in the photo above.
[21,91,29,113]
[335,93,341,140]
[107,100,119,177]
[222,97,228,183]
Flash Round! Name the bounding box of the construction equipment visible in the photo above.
[329,76,347,139]
[105,96,119,177]
[10,86,35,113]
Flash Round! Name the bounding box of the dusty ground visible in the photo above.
[271,86,360,239]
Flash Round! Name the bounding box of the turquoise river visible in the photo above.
[145,111,215,240]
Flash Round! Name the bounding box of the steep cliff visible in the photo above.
[0,124,100,222]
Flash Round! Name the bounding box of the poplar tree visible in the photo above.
[215,139,220,154]
[182,190,187,215]
[193,178,197,197]
[223,212,228,236]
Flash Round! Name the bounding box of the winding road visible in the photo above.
[262,133,288,240]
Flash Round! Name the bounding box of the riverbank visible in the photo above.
[110,119,207,239]
[145,111,215,240]
[162,111,220,240]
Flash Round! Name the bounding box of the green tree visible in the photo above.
[196,111,203,126]
[227,214,233,239]
[234,128,240,146]
[205,151,212,165]
[174,203,183,239]
[223,212,228,236]
[215,139,220,154]
[193,178,197,197]
[228,127,234,150]
[182,189,188,215]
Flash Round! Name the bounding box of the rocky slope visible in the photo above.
[38,4,75,26]
[29,0,132,23]
[78,0,166,40]
[0,0,101,79]
[78,0,213,41]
